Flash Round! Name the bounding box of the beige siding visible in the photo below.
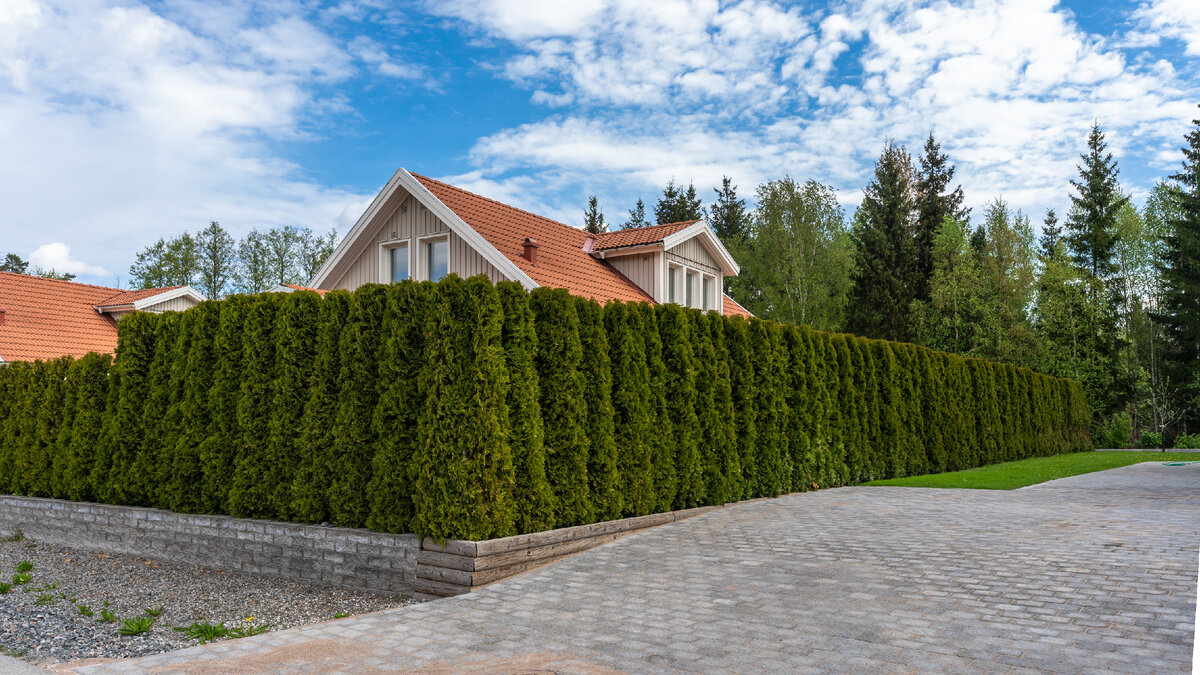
[607,252,659,301]
[664,236,724,313]
[332,195,504,290]
[143,297,199,313]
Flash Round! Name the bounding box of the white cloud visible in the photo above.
[28,243,109,277]
[1135,0,1200,55]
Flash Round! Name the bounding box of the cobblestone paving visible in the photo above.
[72,462,1198,674]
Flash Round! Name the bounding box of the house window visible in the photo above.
[668,266,678,303]
[426,238,449,282]
[702,276,713,311]
[685,270,696,307]
[389,243,410,282]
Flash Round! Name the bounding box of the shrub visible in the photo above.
[1174,433,1200,449]
[574,296,621,520]
[1137,431,1162,449]
[1099,413,1132,450]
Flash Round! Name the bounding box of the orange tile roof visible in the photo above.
[0,272,183,362]
[96,286,183,307]
[281,284,330,296]
[591,221,697,251]
[413,174,653,304]
[723,293,752,318]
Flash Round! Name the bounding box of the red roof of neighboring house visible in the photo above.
[723,293,752,318]
[281,284,330,296]
[0,272,187,362]
[413,173,653,304]
[592,221,697,251]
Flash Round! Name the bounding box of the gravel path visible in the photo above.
[0,534,413,666]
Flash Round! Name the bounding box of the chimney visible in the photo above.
[522,238,539,265]
[582,236,595,254]
[0,307,5,327]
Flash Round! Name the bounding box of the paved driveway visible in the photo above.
[75,462,1198,674]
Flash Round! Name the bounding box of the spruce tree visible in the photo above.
[574,296,621,520]
[411,275,516,540]
[502,284,558,531]
[847,141,919,341]
[1039,209,1061,258]
[709,177,749,244]
[291,290,352,523]
[604,301,656,515]
[583,195,607,234]
[228,294,280,518]
[915,133,969,301]
[368,281,433,533]
[1158,108,1200,435]
[656,304,703,508]
[623,199,649,230]
[1067,123,1129,279]
[654,180,704,224]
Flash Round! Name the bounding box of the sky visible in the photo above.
[0,0,1198,287]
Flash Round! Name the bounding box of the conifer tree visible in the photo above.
[228,294,280,518]
[583,195,607,234]
[915,133,969,301]
[55,353,111,501]
[291,290,352,523]
[91,313,158,505]
[848,142,919,341]
[750,320,788,496]
[1158,108,1200,435]
[604,302,656,515]
[502,284,558,531]
[1067,123,1129,280]
[326,284,390,527]
[367,281,433,533]
[638,303,675,511]
[623,199,649,230]
[149,311,194,509]
[131,313,180,506]
[411,276,516,540]
[1039,209,1062,258]
[197,294,251,512]
[574,296,621,520]
[654,180,704,224]
[709,176,749,245]
[263,291,320,518]
[656,304,703,508]
[782,326,813,491]
[724,317,757,499]
[691,311,739,504]
[28,356,71,496]
[162,301,220,512]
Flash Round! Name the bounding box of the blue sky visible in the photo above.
[1,0,1197,286]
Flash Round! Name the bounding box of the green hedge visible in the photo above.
[0,275,1092,539]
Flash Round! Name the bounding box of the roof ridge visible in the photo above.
[95,285,183,306]
[593,220,700,239]
[0,270,120,293]
[411,172,587,239]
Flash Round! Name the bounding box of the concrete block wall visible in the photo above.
[0,496,419,596]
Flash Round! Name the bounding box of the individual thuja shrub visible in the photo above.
[227,294,281,519]
[501,284,558,532]
[134,312,183,509]
[91,312,158,506]
[637,303,675,513]
[604,301,655,516]
[51,354,102,500]
[748,320,786,498]
[26,356,71,497]
[724,316,757,500]
[367,281,433,534]
[655,304,702,509]
[326,284,390,528]
[411,275,517,541]
[291,290,352,524]
[527,288,589,529]
[573,296,621,521]
[870,341,903,479]
[162,301,220,513]
[4,361,39,495]
[811,332,848,487]
[831,334,863,482]
[197,294,251,513]
[690,311,738,505]
[150,309,197,509]
[781,325,814,493]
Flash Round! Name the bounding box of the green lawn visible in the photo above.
[865,451,1200,490]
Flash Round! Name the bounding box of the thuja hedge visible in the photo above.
[0,276,1092,540]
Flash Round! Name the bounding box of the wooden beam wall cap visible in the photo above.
[416,565,474,587]
[474,512,675,556]
[420,537,478,557]
[416,549,477,572]
[474,532,627,573]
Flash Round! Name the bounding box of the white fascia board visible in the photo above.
[661,220,741,276]
[595,243,664,259]
[265,284,296,294]
[310,168,539,291]
[131,285,207,310]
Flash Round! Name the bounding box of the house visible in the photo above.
[306,169,751,316]
[0,271,205,364]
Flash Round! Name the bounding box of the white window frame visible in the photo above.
[685,269,697,308]
[417,233,450,282]
[702,274,715,311]
[667,263,682,304]
[379,240,412,284]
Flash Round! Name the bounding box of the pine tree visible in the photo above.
[915,133,969,301]
[573,296,621,520]
[502,284,558,531]
[656,304,703,508]
[411,275,516,540]
[228,294,280,518]
[604,301,656,515]
[1158,107,1200,435]
[654,180,704,224]
[583,195,607,235]
[847,141,919,341]
[623,199,649,230]
[291,290,352,523]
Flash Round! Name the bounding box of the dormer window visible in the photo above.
[390,243,410,282]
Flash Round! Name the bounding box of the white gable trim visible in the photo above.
[661,221,740,276]
[310,168,538,291]
[132,286,206,310]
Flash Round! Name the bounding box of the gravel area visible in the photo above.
[0,533,413,666]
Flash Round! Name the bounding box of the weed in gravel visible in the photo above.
[0,583,10,594]
[1,647,27,658]
[77,604,94,617]
[118,616,155,636]
[173,621,229,644]
[334,611,349,619]
[10,572,30,586]
[98,609,117,623]
[4,529,24,542]
[14,560,32,574]
[145,606,164,617]
[33,593,57,606]
[228,623,270,638]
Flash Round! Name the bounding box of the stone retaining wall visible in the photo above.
[0,496,419,595]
